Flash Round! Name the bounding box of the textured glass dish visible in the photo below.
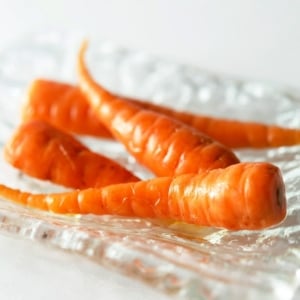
[0,32,300,300]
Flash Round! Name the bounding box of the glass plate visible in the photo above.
[0,32,300,300]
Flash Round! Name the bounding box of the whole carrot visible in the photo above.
[4,120,139,189]
[23,79,300,148]
[77,42,240,176]
[0,162,286,230]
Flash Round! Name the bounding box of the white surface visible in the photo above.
[0,234,171,300]
[0,1,299,300]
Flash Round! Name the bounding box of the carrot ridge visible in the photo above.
[23,78,300,148]
[0,162,286,230]
[4,120,139,189]
[77,42,240,176]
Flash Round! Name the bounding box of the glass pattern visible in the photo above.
[0,32,299,300]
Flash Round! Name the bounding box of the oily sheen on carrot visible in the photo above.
[4,120,139,189]
[23,78,300,148]
[22,79,112,138]
[0,162,286,230]
[77,42,240,176]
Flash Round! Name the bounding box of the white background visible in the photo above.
[0,0,299,88]
[0,1,299,300]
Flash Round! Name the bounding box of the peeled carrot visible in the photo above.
[77,42,240,176]
[0,162,287,230]
[4,120,139,189]
[22,79,300,148]
[22,79,112,138]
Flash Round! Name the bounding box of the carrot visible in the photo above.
[76,42,240,176]
[0,162,287,230]
[4,120,139,189]
[22,79,112,138]
[23,78,300,148]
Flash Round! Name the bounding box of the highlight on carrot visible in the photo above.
[23,78,300,148]
[76,41,240,176]
[4,120,139,189]
[0,162,287,230]
[22,79,112,138]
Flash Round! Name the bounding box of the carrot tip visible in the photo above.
[79,40,89,58]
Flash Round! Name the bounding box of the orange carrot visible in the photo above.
[77,42,240,176]
[23,78,300,148]
[22,79,112,138]
[0,162,287,230]
[4,120,139,189]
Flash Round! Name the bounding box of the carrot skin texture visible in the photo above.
[22,79,112,138]
[0,163,286,230]
[4,120,139,189]
[76,42,240,176]
[23,78,300,148]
